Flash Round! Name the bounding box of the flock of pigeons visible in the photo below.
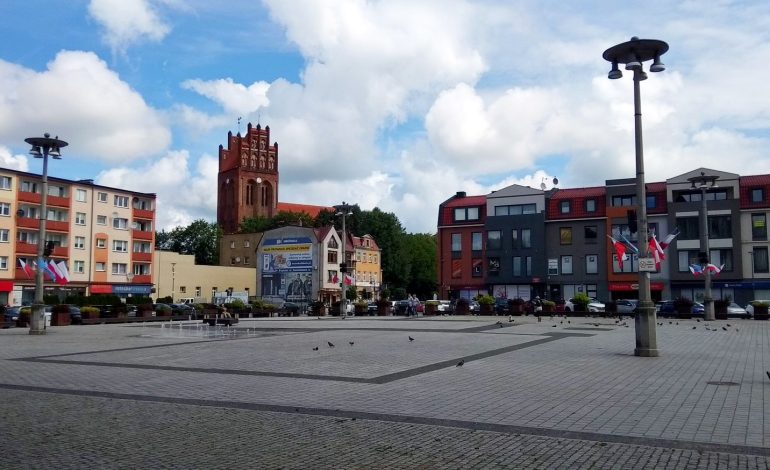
[307,316,769,379]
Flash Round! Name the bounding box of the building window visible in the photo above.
[75,212,86,225]
[522,229,531,248]
[495,204,536,216]
[614,253,638,273]
[513,256,521,276]
[585,199,596,212]
[710,249,733,272]
[0,256,7,270]
[487,230,502,250]
[472,232,482,251]
[114,195,129,208]
[675,217,699,240]
[230,241,235,248]
[244,240,250,248]
[678,250,699,272]
[113,240,128,252]
[646,195,657,209]
[454,207,479,221]
[560,201,570,214]
[451,233,461,252]
[0,229,8,242]
[195,287,202,297]
[179,286,186,294]
[561,255,573,275]
[752,213,767,240]
[0,176,11,190]
[97,192,108,203]
[327,251,338,263]
[74,236,85,249]
[96,215,107,225]
[560,227,572,245]
[584,226,598,243]
[488,257,500,275]
[95,262,105,271]
[511,229,519,249]
[133,242,151,253]
[612,195,636,207]
[525,256,532,276]
[74,260,85,273]
[111,263,127,275]
[708,215,732,239]
[244,257,250,265]
[585,255,598,274]
[0,203,10,216]
[96,238,106,248]
[753,248,769,273]
[751,188,765,203]
[113,218,128,229]
[76,189,87,202]
[328,270,338,283]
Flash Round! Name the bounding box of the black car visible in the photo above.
[494,298,510,315]
[64,305,82,324]
[2,306,21,327]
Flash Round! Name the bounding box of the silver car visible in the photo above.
[615,299,638,315]
[726,302,749,318]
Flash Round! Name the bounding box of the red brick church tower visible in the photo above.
[217,123,278,234]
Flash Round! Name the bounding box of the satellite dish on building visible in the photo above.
[540,177,547,190]
[553,177,559,186]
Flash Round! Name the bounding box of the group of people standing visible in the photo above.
[407,294,420,316]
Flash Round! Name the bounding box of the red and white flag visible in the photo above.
[56,260,71,283]
[49,260,67,285]
[344,274,353,286]
[331,274,339,284]
[659,228,680,250]
[608,236,627,270]
[19,259,32,278]
[649,235,665,268]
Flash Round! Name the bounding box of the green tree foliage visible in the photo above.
[356,207,407,288]
[155,219,221,265]
[402,233,437,299]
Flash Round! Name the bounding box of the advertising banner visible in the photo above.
[261,237,313,302]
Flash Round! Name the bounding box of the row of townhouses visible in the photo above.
[0,168,157,305]
[437,167,770,307]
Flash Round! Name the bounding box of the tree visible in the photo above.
[155,219,221,265]
[356,207,407,288]
[402,233,437,299]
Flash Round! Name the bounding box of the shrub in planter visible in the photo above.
[453,298,469,315]
[354,301,368,316]
[509,298,525,314]
[51,304,71,326]
[751,300,769,320]
[542,300,556,313]
[376,298,391,316]
[478,295,495,314]
[136,303,154,317]
[714,299,729,320]
[80,306,100,320]
[572,293,590,314]
[17,307,31,327]
[674,297,694,318]
[424,300,438,315]
[604,300,617,315]
[311,301,327,316]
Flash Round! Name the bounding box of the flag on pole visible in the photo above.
[619,234,639,254]
[49,260,67,285]
[37,260,56,281]
[706,263,725,276]
[608,236,627,270]
[649,234,665,262]
[344,274,353,286]
[56,261,71,283]
[19,259,32,278]
[332,274,339,284]
[659,228,680,250]
[689,264,703,276]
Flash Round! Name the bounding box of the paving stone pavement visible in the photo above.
[1,315,768,469]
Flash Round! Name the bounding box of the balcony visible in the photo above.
[16,217,69,232]
[15,241,68,257]
[17,191,70,208]
[132,207,154,220]
[132,251,153,262]
[131,274,152,284]
[132,229,153,241]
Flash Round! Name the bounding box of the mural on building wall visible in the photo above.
[261,237,313,303]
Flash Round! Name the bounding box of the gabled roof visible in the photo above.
[666,168,739,184]
[276,202,334,218]
[442,195,486,208]
[487,184,544,198]
[549,187,605,200]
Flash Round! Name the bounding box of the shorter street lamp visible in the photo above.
[688,172,719,321]
[24,133,67,335]
[335,202,353,318]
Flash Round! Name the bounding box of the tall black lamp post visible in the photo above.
[688,172,719,321]
[603,37,668,357]
[24,133,68,335]
[335,202,354,318]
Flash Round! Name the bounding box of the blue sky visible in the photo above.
[2,1,770,234]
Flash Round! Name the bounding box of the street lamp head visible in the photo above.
[650,54,665,72]
[608,61,622,79]
[29,146,42,157]
[625,55,642,71]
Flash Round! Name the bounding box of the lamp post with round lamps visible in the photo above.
[334,202,354,318]
[24,133,67,335]
[687,172,719,321]
[603,37,668,357]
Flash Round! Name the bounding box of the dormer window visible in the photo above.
[454,207,479,222]
[560,201,571,214]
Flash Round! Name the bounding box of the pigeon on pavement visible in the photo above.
[349,341,355,346]
[328,341,335,348]
[722,327,727,331]
[692,326,697,330]
[313,346,319,351]
[409,336,415,342]
[766,371,770,380]
[456,359,464,367]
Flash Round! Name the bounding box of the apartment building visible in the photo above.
[0,168,156,305]
[437,167,770,306]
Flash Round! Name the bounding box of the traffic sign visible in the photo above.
[638,258,657,272]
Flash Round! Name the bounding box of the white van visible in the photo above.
[179,298,195,305]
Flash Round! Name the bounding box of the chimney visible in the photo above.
[455,191,466,198]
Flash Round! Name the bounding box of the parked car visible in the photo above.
[494,298,510,314]
[3,306,20,326]
[64,305,82,324]
[726,302,749,318]
[657,300,703,317]
[564,298,605,313]
[615,299,638,315]
[367,302,378,314]
[692,302,705,315]
[745,300,769,317]
[393,300,409,315]
[171,303,195,317]
[436,300,451,313]
[469,300,480,313]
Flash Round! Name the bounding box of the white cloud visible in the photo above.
[95,150,218,230]
[88,0,171,54]
[0,51,170,163]
[0,146,28,172]
[181,78,270,116]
